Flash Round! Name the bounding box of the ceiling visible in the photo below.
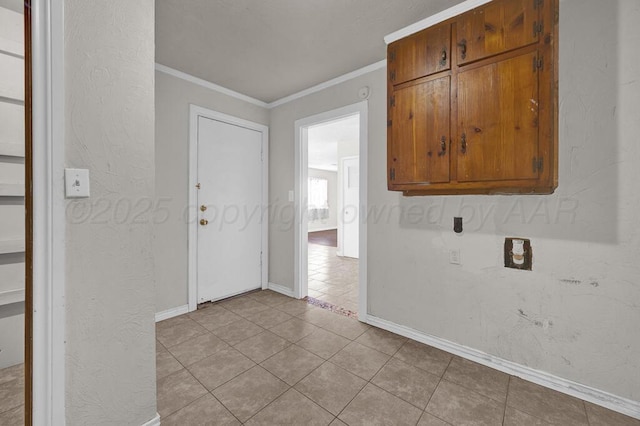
[156,0,465,103]
[0,0,21,13]
[308,114,359,172]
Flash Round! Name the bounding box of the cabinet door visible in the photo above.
[389,23,451,85]
[457,51,539,182]
[457,0,539,65]
[390,77,450,185]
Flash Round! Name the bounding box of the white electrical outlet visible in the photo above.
[449,249,461,265]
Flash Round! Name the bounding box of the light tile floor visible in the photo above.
[156,290,640,425]
[0,363,25,425]
[308,243,359,314]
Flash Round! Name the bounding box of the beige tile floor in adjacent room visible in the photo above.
[156,290,640,426]
[0,363,25,425]
[308,243,359,314]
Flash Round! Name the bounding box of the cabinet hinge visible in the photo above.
[387,119,393,127]
[390,70,396,82]
[389,50,396,63]
[390,168,396,181]
[533,157,544,173]
[533,0,543,9]
[533,55,544,72]
[390,96,395,107]
[533,20,544,37]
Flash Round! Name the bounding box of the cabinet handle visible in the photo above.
[457,39,467,60]
[461,133,467,154]
[439,48,447,66]
[438,136,447,156]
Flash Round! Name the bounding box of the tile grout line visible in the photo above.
[422,354,454,420]
[234,366,290,425]
[501,375,511,426]
[331,338,412,422]
[157,326,233,419]
[428,354,513,415]
[364,339,442,413]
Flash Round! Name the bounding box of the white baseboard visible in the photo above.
[140,412,160,426]
[155,304,189,322]
[308,226,338,233]
[268,282,296,298]
[365,314,640,420]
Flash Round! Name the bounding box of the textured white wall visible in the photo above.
[154,71,269,313]
[64,1,158,423]
[269,0,640,403]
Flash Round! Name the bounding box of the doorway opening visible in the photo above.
[294,101,368,321]
[307,116,359,314]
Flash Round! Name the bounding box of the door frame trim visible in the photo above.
[294,101,368,320]
[187,105,269,312]
[31,0,66,423]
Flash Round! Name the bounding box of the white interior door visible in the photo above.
[342,156,359,258]
[197,116,263,303]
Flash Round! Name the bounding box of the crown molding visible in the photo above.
[155,60,386,110]
[155,63,269,108]
[267,60,386,108]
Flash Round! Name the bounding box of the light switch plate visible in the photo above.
[65,168,90,198]
[449,249,461,265]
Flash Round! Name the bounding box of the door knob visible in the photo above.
[200,219,209,226]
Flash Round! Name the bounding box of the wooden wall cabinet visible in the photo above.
[387,0,558,195]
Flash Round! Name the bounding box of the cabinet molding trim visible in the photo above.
[384,0,492,45]
[365,314,640,420]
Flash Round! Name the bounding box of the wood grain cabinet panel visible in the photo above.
[457,0,540,65]
[387,0,557,195]
[457,50,539,182]
[390,77,450,186]
[388,23,451,85]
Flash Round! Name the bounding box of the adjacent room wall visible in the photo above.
[154,71,269,313]
[307,168,338,232]
[65,1,158,423]
[269,0,640,403]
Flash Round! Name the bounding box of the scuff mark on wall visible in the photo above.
[560,278,600,288]
[516,309,553,329]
